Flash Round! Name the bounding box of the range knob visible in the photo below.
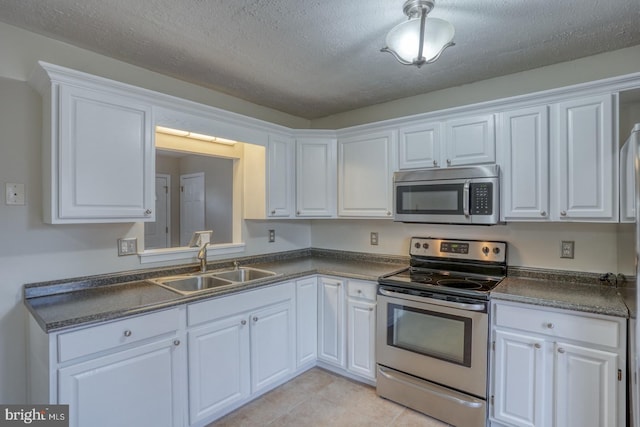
[422,243,429,249]
[414,242,421,249]
[482,246,490,255]
[493,247,501,254]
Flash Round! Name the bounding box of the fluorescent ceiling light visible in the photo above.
[155,126,238,145]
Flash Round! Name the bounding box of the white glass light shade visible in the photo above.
[384,17,455,65]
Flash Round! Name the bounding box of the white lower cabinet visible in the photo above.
[296,277,318,367]
[491,300,626,427]
[346,280,376,380]
[186,282,295,425]
[29,307,187,427]
[317,276,346,367]
[317,276,377,382]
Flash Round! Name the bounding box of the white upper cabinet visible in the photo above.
[398,114,495,170]
[619,124,639,223]
[33,64,154,223]
[338,130,397,217]
[444,113,496,167]
[499,105,550,221]
[552,94,617,221]
[398,121,442,169]
[296,137,337,217]
[266,134,295,218]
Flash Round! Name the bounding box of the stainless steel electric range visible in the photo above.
[376,237,507,427]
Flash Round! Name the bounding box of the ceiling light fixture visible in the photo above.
[381,0,455,68]
[156,126,238,145]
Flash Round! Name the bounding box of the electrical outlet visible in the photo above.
[268,229,275,243]
[561,241,574,259]
[5,183,25,205]
[118,238,138,256]
[370,232,379,246]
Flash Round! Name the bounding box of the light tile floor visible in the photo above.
[207,367,451,427]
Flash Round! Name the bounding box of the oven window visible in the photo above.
[387,303,472,367]
[396,184,463,214]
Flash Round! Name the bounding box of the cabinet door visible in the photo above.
[267,134,295,217]
[317,277,346,367]
[347,298,376,380]
[398,121,442,169]
[554,342,619,427]
[338,130,396,217]
[445,114,496,166]
[492,330,548,427]
[296,137,337,217]
[250,300,295,393]
[620,133,636,223]
[553,94,617,221]
[500,106,550,221]
[296,277,318,367]
[57,84,153,222]
[59,338,184,427]
[188,313,250,424]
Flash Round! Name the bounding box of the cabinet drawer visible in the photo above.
[347,280,377,301]
[57,308,180,363]
[493,302,621,348]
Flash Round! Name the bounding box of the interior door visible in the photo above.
[144,174,171,249]
[180,172,205,246]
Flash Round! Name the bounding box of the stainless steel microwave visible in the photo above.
[393,165,500,225]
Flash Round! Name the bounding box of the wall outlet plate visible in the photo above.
[5,183,25,205]
[370,232,379,246]
[268,229,275,243]
[118,238,138,256]
[561,241,575,259]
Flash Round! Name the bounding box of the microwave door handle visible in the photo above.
[463,180,471,217]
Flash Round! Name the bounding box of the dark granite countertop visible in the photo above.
[492,276,629,318]
[24,249,630,333]
[24,250,407,332]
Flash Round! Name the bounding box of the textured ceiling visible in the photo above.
[0,0,639,119]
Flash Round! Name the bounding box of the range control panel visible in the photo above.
[409,237,507,263]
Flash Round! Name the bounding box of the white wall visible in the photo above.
[310,220,629,275]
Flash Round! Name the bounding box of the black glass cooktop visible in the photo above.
[379,267,503,296]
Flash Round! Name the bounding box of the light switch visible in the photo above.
[6,183,25,205]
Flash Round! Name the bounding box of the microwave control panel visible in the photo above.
[470,183,493,215]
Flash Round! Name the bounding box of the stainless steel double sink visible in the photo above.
[149,267,280,295]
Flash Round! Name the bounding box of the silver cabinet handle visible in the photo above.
[546,323,554,329]
[433,160,438,166]
[241,320,247,326]
[386,211,391,216]
[557,348,565,354]
[540,211,547,216]
[534,343,541,349]
[270,210,276,215]
[446,159,451,165]
[357,289,362,294]
[253,316,259,322]
[144,209,152,215]
[124,330,132,337]
[297,211,300,215]
[560,211,567,216]
[173,339,180,346]
[369,307,374,312]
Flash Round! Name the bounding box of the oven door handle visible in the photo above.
[463,180,471,217]
[378,366,484,409]
[379,288,486,312]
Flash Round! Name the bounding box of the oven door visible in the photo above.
[376,288,489,398]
